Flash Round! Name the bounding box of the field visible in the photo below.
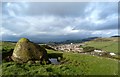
[0,38,119,76]
[84,37,119,54]
[1,50,119,76]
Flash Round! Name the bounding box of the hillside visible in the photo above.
[84,37,119,54]
[54,37,99,44]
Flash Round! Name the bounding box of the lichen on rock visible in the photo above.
[11,38,51,64]
[18,38,29,43]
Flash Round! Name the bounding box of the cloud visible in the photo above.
[1,2,118,41]
[2,2,29,17]
[2,16,80,36]
[25,2,89,17]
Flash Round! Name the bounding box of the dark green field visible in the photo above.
[0,38,119,76]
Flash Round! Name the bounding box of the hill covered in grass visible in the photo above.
[84,37,119,54]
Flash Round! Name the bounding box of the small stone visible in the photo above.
[35,61,40,64]
[110,53,116,56]
[27,60,35,64]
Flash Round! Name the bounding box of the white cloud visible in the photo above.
[2,2,118,41]
[1,27,17,36]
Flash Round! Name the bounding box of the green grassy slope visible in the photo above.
[84,37,119,54]
[63,52,118,75]
[1,49,118,75]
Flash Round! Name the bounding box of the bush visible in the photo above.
[83,46,95,52]
[41,45,55,50]
[2,48,13,60]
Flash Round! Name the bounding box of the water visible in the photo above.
[49,58,60,64]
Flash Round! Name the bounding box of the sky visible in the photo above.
[1,2,119,42]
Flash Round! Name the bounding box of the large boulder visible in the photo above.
[11,38,51,64]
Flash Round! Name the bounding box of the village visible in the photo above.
[51,43,84,53]
[48,43,117,58]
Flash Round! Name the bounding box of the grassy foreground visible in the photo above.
[1,40,119,76]
[1,49,119,76]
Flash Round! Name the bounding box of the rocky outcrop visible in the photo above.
[11,38,51,64]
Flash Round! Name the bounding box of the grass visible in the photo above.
[0,42,15,53]
[63,52,118,75]
[1,40,119,76]
[84,38,119,54]
[1,49,119,76]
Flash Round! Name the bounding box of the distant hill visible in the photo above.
[1,41,17,43]
[54,37,99,44]
[111,35,120,37]
[93,37,119,42]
